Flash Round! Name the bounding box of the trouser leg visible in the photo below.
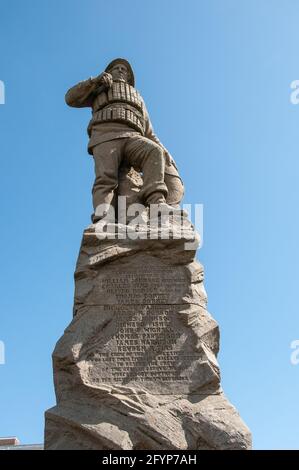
[91,140,124,220]
[164,162,184,206]
[124,136,168,204]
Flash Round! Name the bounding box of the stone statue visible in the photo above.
[44,60,252,450]
[65,58,184,222]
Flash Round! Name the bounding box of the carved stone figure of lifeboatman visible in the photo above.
[65,58,184,222]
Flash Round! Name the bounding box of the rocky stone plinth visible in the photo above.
[44,217,251,450]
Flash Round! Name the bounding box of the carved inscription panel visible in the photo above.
[83,255,201,393]
[86,305,201,393]
[88,255,190,305]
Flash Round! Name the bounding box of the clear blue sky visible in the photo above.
[0,0,298,449]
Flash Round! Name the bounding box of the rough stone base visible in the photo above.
[45,218,251,449]
[45,393,250,450]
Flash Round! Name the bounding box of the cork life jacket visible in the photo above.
[88,81,145,136]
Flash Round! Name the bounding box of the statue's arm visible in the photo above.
[143,105,174,165]
[65,72,113,108]
[65,78,99,108]
[144,106,166,149]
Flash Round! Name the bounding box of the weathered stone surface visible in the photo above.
[44,218,251,449]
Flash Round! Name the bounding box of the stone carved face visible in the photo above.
[109,63,129,82]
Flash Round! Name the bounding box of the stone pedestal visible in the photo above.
[44,217,251,450]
